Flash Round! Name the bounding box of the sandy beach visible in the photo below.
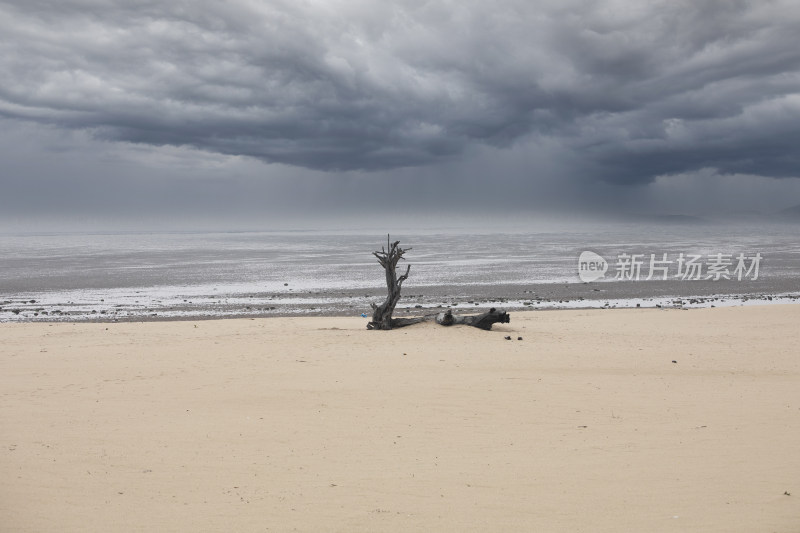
[1,305,799,532]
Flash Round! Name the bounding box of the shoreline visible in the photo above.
[2,295,800,325]
[2,306,799,532]
[2,286,799,323]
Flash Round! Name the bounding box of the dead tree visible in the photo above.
[367,236,510,331]
[367,236,413,330]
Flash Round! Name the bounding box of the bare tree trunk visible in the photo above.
[367,236,411,330]
[434,308,510,330]
[366,236,511,331]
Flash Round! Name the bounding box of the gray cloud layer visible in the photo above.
[2,0,799,184]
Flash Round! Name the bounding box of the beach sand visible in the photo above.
[1,306,799,532]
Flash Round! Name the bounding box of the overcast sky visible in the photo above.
[2,0,800,229]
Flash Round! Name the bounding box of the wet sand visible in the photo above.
[1,306,799,532]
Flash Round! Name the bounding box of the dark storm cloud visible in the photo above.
[1,0,799,182]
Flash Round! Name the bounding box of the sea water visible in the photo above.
[1,222,798,321]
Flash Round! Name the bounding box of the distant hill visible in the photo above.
[625,213,709,225]
[777,204,800,219]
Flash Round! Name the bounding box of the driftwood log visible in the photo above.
[366,236,510,331]
[434,308,510,330]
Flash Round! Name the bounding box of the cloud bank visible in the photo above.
[2,0,799,187]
